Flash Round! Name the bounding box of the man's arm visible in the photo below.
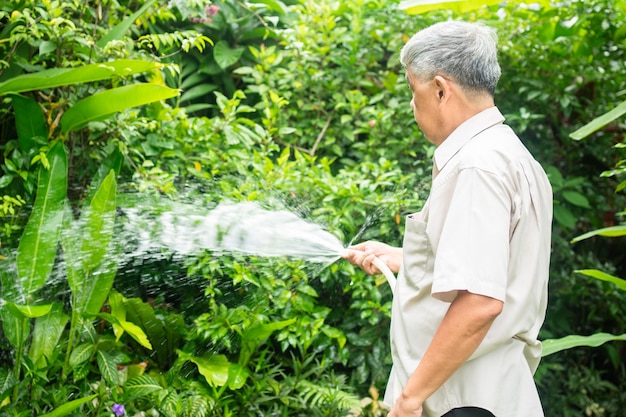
[389,291,503,417]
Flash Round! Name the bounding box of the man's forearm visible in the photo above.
[397,291,503,410]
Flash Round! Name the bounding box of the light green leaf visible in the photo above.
[570,100,626,140]
[0,60,163,96]
[17,141,67,297]
[248,0,288,14]
[542,333,626,357]
[4,302,52,319]
[213,41,245,70]
[38,394,98,417]
[399,0,503,14]
[98,312,153,350]
[178,351,231,387]
[575,269,626,291]
[571,224,626,243]
[60,84,179,134]
[108,290,126,340]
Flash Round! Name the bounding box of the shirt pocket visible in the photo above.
[400,214,433,289]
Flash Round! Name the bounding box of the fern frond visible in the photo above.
[138,30,213,54]
[296,378,361,412]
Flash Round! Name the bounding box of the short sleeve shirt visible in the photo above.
[384,107,553,416]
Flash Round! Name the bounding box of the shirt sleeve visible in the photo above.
[431,167,511,303]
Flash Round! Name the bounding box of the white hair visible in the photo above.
[400,21,502,96]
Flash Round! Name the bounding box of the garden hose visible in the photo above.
[372,256,396,293]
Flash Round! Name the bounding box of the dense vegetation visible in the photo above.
[0,0,624,416]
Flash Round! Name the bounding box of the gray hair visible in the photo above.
[400,21,501,96]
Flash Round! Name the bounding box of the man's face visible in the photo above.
[406,70,442,145]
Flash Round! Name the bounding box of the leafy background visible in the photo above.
[0,0,625,416]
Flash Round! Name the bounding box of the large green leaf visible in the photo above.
[16,141,67,297]
[97,0,157,47]
[575,269,626,291]
[542,333,626,357]
[570,100,626,140]
[60,84,179,134]
[38,394,98,417]
[11,94,48,153]
[28,303,69,369]
[0,60,163,96]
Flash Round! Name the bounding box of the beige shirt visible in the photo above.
[385,107,553,416]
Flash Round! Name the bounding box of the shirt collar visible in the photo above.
[433,106,505,174]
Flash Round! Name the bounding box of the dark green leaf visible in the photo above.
[17,141,67,296]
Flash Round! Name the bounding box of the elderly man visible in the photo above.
[343,21,552,417]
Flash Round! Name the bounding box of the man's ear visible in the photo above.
[433,75,452,102]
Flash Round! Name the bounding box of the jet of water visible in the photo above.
[122,201,345,263]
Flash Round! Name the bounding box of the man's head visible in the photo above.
[401,21,501,145]
[400,21,501,97]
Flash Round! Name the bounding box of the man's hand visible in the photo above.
[387,394,423,417]
[341,241,402,275]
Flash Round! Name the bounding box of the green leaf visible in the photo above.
[4,302,52,318]
[28,303,69,369]
[17,141,67,297]
[79,170,117,273]
[248,0,288,14]
[178,352,231,388]
[399,0,504,14]
[124,375,163,399]
[542,333,626,357]
[239,318,296,366]
[98,312,153,350]
[0,307,24,348]
[60,84,179,134]
[125,298,168,360]
[398,0,552,14]
[575,269,626,291]
[571,224,626,243]
[69,343,96,368]
[97,0,157,47]
[570,100,626,140]
[213,41,245,70]
[97,350,120,386]
[11,94,48,153]
[108,290,126,340]
[0,60,163,96]
[38,394,98,417]
[561,190,590,208]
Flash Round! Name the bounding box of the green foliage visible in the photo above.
[1,0,626,416]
